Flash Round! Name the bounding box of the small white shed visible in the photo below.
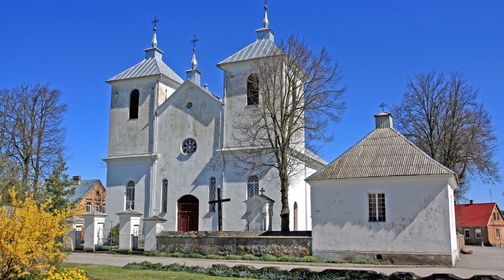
[308,112,459,266]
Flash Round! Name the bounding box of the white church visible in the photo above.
[103,4,459,264]
[104,7,326,232]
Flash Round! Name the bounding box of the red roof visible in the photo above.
[455,203,497,227]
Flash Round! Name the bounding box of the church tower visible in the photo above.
[217,1,278,149]
[104,19,183,224]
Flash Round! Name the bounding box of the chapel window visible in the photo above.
[209,177,217,212]
[126,181,135,210]
[162,179,168,213]
[246,74,259,106]
[247,175,259,198]
[129,89,140,119]
[368,193,386,222]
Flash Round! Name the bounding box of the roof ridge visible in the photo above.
[457,202,496,206]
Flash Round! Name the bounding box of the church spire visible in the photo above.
[145,16,164,60]
[151,16,159,48]
[190,34,199,70]
[263,0,269,28]
[256,0,274,41]
[186,34,201,86]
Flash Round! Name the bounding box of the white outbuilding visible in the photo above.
[308,112,459,266]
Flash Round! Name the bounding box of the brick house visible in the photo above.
[68,176,106,215]
[455,201,504,246]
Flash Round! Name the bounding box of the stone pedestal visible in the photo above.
[64,216,84,251]
[83,212,107,252]
[244,195,275,231]
[117,210,143,252]
[143,216,167,252]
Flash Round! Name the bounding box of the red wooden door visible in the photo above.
[177,195,199,232]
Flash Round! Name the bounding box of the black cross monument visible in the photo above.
[209,188,231,231]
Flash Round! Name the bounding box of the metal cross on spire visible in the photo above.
[190,34,199,70]
[151,16,159,48]
[190,34,199,52]
[152,16,159,32]
[379,102,387,112]
[263,0,269,28]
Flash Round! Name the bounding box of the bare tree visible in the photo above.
[0,84,67,201]
[232,36,346,231]
[393,71,499,200]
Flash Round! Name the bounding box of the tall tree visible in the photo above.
[393,71,499,199]
[0,84,67,201]
[44,155,74,213]
[232,36,346,231]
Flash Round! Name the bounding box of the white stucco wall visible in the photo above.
[221,62,250,149]
[153,80,223,231]
[310,175,458,262]
[105,158,152,225]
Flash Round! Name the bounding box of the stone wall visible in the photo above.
[156,231,311,257]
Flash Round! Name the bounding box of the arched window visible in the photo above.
[126,181,135,210]
[161,179,168,213]
[247,175,259,198]
[246,74,259,106]
[209,177,216,212]
[129,89,139,119]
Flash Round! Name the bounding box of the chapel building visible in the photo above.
[104,7,326,232]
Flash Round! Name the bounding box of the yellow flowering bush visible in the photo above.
[45,268,88,280]
[0,190,72,279]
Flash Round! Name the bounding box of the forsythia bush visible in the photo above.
[0,190,72,279]
[45,268,88,280]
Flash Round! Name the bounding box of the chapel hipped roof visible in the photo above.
[307,112,455,181]
[455,202,500,227]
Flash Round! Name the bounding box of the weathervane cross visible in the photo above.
[190,34,199,52]
[379,102,387,112]
[152,16,159,32]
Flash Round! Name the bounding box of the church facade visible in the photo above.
[104,10,325,232]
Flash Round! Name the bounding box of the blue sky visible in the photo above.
[1,1,503,205]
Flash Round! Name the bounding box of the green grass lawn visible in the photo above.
[64,263,250,280]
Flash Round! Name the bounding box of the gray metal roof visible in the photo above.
[218,38,280,66]
[307,128,454,181]
[68,179,102,203]
[108,57,183,83]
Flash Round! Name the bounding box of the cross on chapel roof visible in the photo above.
[379,102,387,112]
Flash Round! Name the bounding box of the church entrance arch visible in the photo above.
[177,195,199,232]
